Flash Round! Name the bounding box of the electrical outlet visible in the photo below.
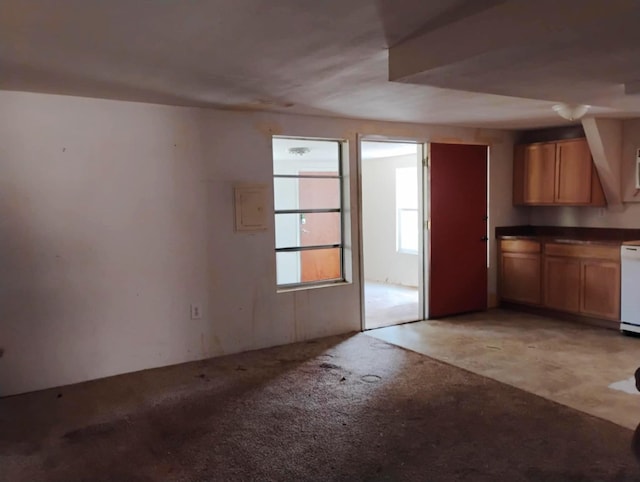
[190,304,202,320]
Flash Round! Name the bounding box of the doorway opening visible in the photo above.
[361,140,426,329]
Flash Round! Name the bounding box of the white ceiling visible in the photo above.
[273,138,340,164]
[1,0,638,128]
[361,141,418,159]
[273,138,417,163]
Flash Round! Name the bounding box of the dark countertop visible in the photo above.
[496,225,640,245]
[497,235,623,246]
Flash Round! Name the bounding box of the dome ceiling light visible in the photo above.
[552,103,590,121]
[288,147,310,156]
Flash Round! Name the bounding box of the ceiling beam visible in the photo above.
[389,0,639,85]
[582,118,624,211]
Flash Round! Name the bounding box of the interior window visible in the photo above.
[273,137,345,288]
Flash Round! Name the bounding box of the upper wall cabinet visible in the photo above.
[513,138,606,206]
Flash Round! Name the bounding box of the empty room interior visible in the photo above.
[3,1,640,480]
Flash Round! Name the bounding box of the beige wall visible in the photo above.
[0,91,523,395]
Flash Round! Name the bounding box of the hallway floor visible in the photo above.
[364,281,419,329]
[367,309,640,430]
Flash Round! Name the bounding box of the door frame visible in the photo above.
[357,137,491,330]
[357,134,429,331]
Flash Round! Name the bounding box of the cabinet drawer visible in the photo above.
[544,243,619,261]
[500,239,540,253]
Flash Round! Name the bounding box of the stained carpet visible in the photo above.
[1,333,638,481]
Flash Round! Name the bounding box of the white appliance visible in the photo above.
[636,148,640,189]
[621,241,640,334]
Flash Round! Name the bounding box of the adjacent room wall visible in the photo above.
[362,153,419,287]
[0,91,524,396]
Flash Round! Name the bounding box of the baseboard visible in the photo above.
[500,301,619,331]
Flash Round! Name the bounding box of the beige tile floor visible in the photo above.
[364,281,420,329]
[367,309,640,429]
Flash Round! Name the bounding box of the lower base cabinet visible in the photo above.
[499,239,620,322]
[543,257,581,313]
[500,252,541,305]
[580,260,620,320]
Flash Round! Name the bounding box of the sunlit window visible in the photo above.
[396,167,419,255]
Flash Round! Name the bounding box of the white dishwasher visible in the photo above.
[621,241,640,334]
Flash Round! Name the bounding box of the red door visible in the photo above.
[429,143,488,318]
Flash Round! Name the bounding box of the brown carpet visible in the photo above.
[1,333,639,481]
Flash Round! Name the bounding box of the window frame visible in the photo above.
[273,137,346,290]
[394,165,420,256]
[397,207,419,255]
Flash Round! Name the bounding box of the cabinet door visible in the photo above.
[500,253,541,304]
[523,143,556,203]
[580,260,620,320]
[544,256,581,313]
[555,139,592,204]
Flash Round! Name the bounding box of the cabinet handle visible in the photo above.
[481,236,489,242]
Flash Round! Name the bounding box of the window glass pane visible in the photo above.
[276,251,301,285]
[300,248,342,282]
[274,177,340,211]
[398,209,419,253]
[273,138,340,176]
[396,167,418,209]
[276,248,342,285]
[275,212,341,249]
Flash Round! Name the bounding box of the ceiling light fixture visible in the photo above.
[288,147,310,156]
[552,103,590,121]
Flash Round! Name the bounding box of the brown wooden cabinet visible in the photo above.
[522,143,556,203]
[499,240,541,305]
[498,238,621,324]
[555,140,592,204]
[543,256,581,313]
[580,260,620,320]
[544,242,620,321]
[513,138,605,206]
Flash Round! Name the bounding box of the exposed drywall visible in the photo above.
[362,154,419,287]
[529,118,640,228]
[0,91,523,396]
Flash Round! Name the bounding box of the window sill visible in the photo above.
[277,280,350,294]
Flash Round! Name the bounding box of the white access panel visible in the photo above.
[234,184,269,232]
